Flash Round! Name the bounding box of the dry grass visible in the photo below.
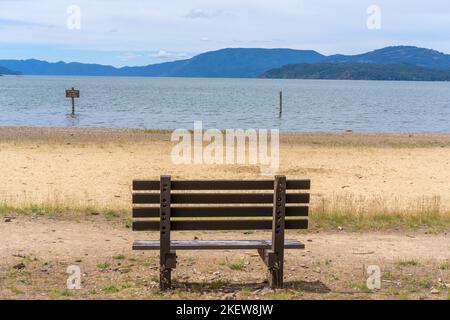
[311,194,450,231]
[1,194,449,231]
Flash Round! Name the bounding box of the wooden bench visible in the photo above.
[132,175,310,290]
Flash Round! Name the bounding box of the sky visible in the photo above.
[0,0,449,67]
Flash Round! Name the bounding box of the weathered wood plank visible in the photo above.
[287,180,311,190]
[174,180,274,190]
[133,239,305,250]
[132,206,309,218]
[132,193,309,204]
[133,219,308,231]
[133,179,310,191]
[285,219,309,229]
[133,180,159,190]
[133,193,159,203]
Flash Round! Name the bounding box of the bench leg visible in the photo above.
[160,251,176,290]
[258,249,284,289]
[269,175,286,289]
[160,268,172,290]
[159,175,174,290]
[268,254,284,289]
[257,248,266,262]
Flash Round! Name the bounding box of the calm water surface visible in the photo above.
[0,75,449,131]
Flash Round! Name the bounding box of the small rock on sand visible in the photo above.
[430,288,440,294]
[252,287,272,295]
[13,262,26,270]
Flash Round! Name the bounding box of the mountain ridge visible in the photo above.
[324,46,450,69]
[1,46,449,78]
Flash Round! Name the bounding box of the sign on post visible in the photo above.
[66,87,80,115]
[66,89,80,98]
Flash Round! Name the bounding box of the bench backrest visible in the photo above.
[132,176,310,232]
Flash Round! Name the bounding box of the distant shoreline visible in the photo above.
[3,74,450,82]
[1,126,450,147]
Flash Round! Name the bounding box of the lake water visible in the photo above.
[0,75,449,132]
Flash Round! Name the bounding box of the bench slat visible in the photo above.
[132,193,309,204]
[287,180,311,190]
[133,219,308,231]
[133,206,309,218]
[133,239,305,250]
[133,179,310,191]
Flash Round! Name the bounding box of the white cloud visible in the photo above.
[149,50,189,60]
[183,8,217,19]
[116,52,141,61]
[0,0,449,64]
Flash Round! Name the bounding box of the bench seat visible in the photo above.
[133,239,305,250]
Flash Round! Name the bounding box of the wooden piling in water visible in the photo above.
[279,91,283,116]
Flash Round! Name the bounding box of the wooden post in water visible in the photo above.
[65,87,80,115]
[279,91,283,116]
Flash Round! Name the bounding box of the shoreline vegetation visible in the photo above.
[1,126,449,232]
[2,126,450,146]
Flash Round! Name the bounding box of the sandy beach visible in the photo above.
[1,126,450,213]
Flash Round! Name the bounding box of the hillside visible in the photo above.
[0,66,20,75]
[261,62,450,81]
[325,46,450,70]
[148,48,324,78]
[0,59,119,76]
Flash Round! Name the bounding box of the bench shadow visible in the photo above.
[172,280,330,294]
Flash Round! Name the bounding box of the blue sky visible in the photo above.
[0,0,449,67]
